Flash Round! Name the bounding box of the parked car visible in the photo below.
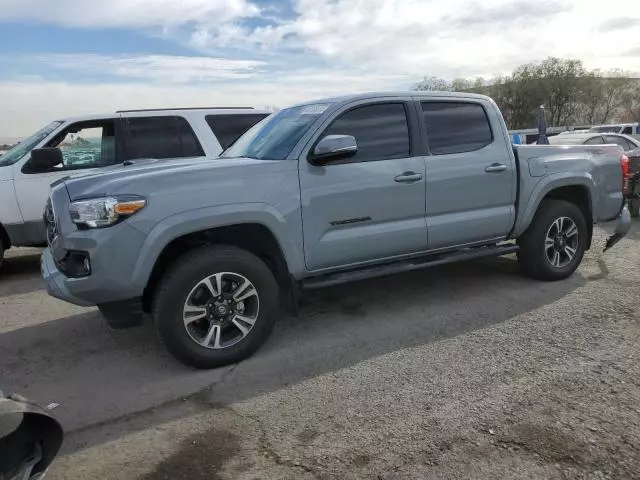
[41,92,631,368]
[588,123,639,136]
[0,107,271,268]
[548,132,640,153]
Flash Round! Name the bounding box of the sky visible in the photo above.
[0,0,638,137]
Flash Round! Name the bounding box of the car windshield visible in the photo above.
[221,104,332,160]
[0,121,63,167]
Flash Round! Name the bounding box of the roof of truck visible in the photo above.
[53,107,273,124]
[292,90,491,107]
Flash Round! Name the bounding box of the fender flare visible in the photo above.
[513,172,596,237]
[129,203,304,288]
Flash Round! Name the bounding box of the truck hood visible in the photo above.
[62,156,285,200]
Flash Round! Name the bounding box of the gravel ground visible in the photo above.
[1,221,639,479]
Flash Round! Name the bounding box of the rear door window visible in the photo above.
[421,102,493,155]
[604,136,634,150]
[123,116,204,161]
[584,136,605,145]
[206,114,269,150]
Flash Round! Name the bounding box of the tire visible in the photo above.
[0,237,4,272]
[629,197,639,218]
[153,244,279,369]
[517,199,587,281]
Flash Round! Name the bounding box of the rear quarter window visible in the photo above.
[421,102,493,155]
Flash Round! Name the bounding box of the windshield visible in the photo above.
[221,104,332,160]
[0,121,63,167]
[589,126,621,133]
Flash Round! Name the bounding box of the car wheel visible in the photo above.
[629,197,639,218]
[153,244,279,369]
[517,199,587,281]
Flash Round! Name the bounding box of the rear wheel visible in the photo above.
[153,245,279,369]
[517,199,587,281]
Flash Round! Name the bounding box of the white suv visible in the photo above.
[0,107,272,267]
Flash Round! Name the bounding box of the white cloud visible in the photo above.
[0,0,259,27]
[33,54,266,82]
[2,0,640,136]
[0,68,413,136]
[193,0,640,78]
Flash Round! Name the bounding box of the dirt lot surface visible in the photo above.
[1,221,639,479]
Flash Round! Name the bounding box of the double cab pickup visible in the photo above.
[41,92,631,368]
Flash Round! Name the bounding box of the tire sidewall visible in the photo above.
[154,246,279,368]
[522,201,587,280]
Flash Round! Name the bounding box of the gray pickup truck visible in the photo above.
[41,92,631,368]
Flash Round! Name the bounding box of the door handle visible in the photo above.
[485,163,507,173]
[394,171,423,183]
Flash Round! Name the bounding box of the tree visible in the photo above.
[414,58,639,128]
[620,83,640,122]
[415,76,451,91]
[535,58,586,126]
[598,71,635,124]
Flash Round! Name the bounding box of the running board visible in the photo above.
[300,244,519,290]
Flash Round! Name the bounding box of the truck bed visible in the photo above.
[512,144,625,236]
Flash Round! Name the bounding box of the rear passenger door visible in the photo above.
[122,116,205,161]
[420,100,516,250]
[205,113,269,151]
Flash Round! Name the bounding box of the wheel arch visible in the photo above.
[542,185,593,249]
[140,222,292,314]
[515,175,595,249]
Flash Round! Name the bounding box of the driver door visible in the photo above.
[12,119,120,227]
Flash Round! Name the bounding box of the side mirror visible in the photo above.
[27,148,63,172]
[309,135,357,165]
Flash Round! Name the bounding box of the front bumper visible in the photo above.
[603,204,631,252]
[41,249,94,307]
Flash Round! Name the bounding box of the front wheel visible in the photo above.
[517,199,587,281]
[153,245,279,369]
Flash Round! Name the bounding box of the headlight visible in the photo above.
[69,196,146,228]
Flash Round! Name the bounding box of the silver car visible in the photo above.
[549,132,640,153]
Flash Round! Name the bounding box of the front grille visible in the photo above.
[44,198,58,248]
